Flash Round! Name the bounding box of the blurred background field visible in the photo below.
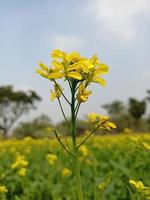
[0,134,150,200]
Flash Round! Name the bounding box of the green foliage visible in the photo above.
[128,98,146,121]
[0,134,150,199]
[145,90,150,103]
[102,100,125,115]
[102,96,150,133]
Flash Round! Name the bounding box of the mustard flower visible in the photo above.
[47,153,57,165]
[18,167,27,177]
[77,84,92,103]
[36,49,109,86]
[129,180,147,190]
[11,155,29,169]
[79,145,89,156]
[0,185,8,193]
[87,113,116,131]
[50,83,63,101]
[61,168,72,177]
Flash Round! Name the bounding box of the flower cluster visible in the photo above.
[87,113,116,131]
[47,153,57,165]
[36,49,109,103]
[129,180,146,190]
[11,155,28,177]
[129,180,150,199]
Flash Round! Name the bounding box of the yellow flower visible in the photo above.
[101,120,117,131]
[84,55,109,86]
[38,62,49,73]
[129,180,147,190]
[11,155,29,169]
[79,145,89,156]
[61,168,72,177]
[142,142,150,150]
[87,113,116,131]
[87,113,99,123]
[47,154,57,165]
[18,167,27,177]
[0,185,8,193]
[51,49,65,59]
[50,83,63,101]
[77,84,92,103]
[67,52,81,63]
[66,71,82,80]
[36,49,109,85]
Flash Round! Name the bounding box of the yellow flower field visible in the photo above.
[0,133,150,200]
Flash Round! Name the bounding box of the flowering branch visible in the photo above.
[77,120,108,149]
[54,129,75,157]
[54,80,71,105]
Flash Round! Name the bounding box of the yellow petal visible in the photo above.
[51,49,64,59]
[38,62,49,72]
[107,122,116,129]
[36,69,48,78]
[93,77,106,86]
[47,72,64,79]
[91,54,99,65]
[67,72,82,80]
[81,60,94,69]
[94,64,109,75]
[50,91,55,101]
[67,62,81,71]
[51,60,64,71]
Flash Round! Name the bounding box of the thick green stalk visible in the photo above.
[71,82,83,200]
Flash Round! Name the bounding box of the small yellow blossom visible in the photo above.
[47,154,57,165]
[50,83,63,101]
[129,180,147,190]
[101,121,116,131]
[79,145,89,157]
[87,113,116,131]
[77,84,92,103]
[11,155,29,169]
[0,185,8,193]
[18,167,27,177]
[51,49,65,59]
[61,168,72,177]
[87,113,98,123]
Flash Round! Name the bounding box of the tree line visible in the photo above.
[0,85,150,138]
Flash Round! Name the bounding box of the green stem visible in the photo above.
[54,129,75,157]
[77,119,108,149]
[57,98,70,128]
[53,80,71,105]
[71,81,83,200]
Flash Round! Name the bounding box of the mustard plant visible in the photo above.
[36,49,116,200]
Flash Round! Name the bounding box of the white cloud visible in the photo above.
[87,0,150,40]
[43,34,85,51]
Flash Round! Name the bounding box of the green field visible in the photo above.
[0,133,150,200]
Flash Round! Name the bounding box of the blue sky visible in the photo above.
[0,0,150,123]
